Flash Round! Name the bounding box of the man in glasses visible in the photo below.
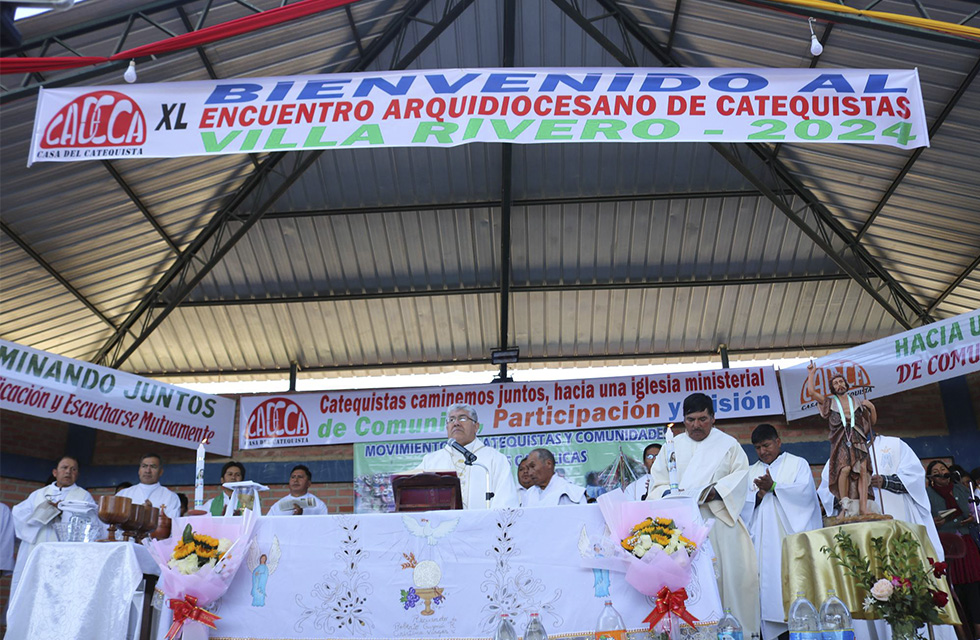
[624,442,661,501]
[413,403,518,509]
[646,392,760,636]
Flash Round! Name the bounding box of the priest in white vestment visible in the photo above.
[116,453,181,519]
[817,434,955,640]
[647,393,760,634]
[521,448,586,507]
[270,465,328,515]
[412,404,519,510]
[624,443,661,501]
[740,424,822,640]
[10,456,98,598]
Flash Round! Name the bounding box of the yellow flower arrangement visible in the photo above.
[621,516,696,559]
[167,524,233,575]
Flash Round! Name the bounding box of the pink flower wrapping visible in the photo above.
[145,511,257,638]
[584,492,712,596]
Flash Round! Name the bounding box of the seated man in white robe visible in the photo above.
[624,443,661,501]
[116,453,182,518]
[412,403,519,509]
[740,424,822,640]
[11,456,98,598]
[270,465,328,515]
[204,461,263,516]
[647,392,760,635]
[517,457,534,504]
[521,448,586,507]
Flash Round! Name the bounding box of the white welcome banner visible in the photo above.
[779,309,980,421]
[0,339,236,455]
[238,365,782,449]
[30,67,928,164]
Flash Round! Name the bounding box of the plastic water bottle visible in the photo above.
[716,608,743,640]
[788,591,820,640]
[594,600,626,640]
[525,612,548,640]
[494,614,517,640]
[818,590,854,640]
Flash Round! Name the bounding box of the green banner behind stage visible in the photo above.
[353,425,664,513]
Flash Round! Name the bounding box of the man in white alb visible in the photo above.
[740,424,822,640]
[413,403,519,509]
[521,448,586,507]
[270,465,328,515]
[116,453,181,518]
[647,393,760,634]
[517,457,534,504]
[624,442,661,501]
[11,456,98,597]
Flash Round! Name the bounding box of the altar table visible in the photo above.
[159,501,723,639]
[6,540,159,640]
[781,520,959,624]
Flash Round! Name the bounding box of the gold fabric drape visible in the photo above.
[781,520,959,624]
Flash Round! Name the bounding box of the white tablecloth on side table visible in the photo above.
[6,541,157,640]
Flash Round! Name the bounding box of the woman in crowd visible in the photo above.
[926,460,980,639]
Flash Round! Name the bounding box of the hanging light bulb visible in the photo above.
[123,60,137,83]
[808,18,824,57]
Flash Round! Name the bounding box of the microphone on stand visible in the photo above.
[448,439,478,465]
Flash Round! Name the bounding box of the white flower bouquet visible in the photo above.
[146,510,256,640]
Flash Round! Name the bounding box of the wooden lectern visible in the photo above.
[392,472,463,512]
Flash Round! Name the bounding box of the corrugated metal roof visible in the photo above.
[1,0,977,383]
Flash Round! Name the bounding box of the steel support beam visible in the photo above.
[496,0,517,383]
[166,273,852,308]
[581,0,931,328]
[176,5,219,80]
[724,0,980,49]
[140,342,861,379]
[102,161,181,255]
[856,55,980,241]
[261,188,792,220]
[926,253,980,316]
[94,0,471,369]
[1,221,118,330]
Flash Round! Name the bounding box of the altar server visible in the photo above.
[204,461,263,516]
[116,453,181,518]
[270,465,328,515]
[740,424,822,640]
[412,403,519,509]
[11,456,97,597]
[647,393,760,634]
[623,443,661,501]
[521,448,586,507]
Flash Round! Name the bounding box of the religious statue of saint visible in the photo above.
[806,362,877,516]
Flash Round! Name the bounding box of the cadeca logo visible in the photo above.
[246,398,309,440]
[41,91,146,148]
[799,360,873,405]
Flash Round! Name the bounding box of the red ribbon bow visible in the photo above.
[643,586,700,631]
[165,595,221,640]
